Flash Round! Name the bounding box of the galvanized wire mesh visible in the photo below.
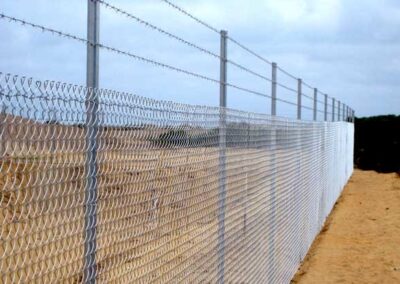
[0,73,354,283]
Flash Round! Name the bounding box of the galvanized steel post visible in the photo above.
[342,104,345,121]
[297,79,302,120]
[332,98,335,122]
[218,29,228,284]
[313,88,317,121]
[271,63,277,116]
[268,119,277,283]
[324,94,328,121]
[269,63,278,282]
[84,0,100,283]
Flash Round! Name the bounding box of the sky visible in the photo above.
[0,0,399,119]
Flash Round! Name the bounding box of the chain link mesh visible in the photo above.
[0,73,353,283]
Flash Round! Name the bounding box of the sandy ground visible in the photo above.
[292,169,400,284]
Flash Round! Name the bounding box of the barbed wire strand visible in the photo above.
[157,0,281,74]
[226,82,270,99]
[0,12,349,110]
[0,12,276,102]
[317,90,332,101]
[276,82,297,94]
[159,0,219,34]
[302,93,314,101]
[0,13,88,44]
[227,36,272,65]
[159,0,347,108]
[277,66,298,81]
[302,81,315,91]
[276,97,298,107]
[97,0,272,83]
[0,13,220,84]
[227,60,272,82]
[96,0,220,60]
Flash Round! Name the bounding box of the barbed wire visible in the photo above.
[227,36,272,65]
[302,93,314,101]
[302,81,315,91]
[0,12,278,102]
[0,8,351,113]
[158,0,351,112]
[97,0,273,83]
[317,90,332,101]
[0,12,220,85]
[226,82,271,98]
[276,82,297,94]
[157,0,302,90]
[276,97,298,107]
[0,13,89,44]
[302,105,314,111]
[159,0,219,34]
[227,60,272,82]
[277,67,345,109]
[98,44,221,84]
[277,66,298,81]
[96,0,220,60]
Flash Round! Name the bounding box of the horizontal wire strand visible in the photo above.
[227,60,272,82]
[159,0,219,34]
[0,13,220,84]
[96,0,221,60]
[0,10,351,112]
[0,12,277,101]
[227,36,272,65]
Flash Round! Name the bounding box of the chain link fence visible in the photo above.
[0,73,353,283]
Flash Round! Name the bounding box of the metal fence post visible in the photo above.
[332,98,335,122]
[338,101,341,121]
[347,106,350,122]
[324,94,328,122]
[268,118,277,282]
[297,79,302,120]
[271,63,277,116]
[269,63,277,282]
[85,0,100,283]
[218,29,228,284]
[313,88,317,121]
[342,104,345,121]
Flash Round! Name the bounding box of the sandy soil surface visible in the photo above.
[292,169,400,284]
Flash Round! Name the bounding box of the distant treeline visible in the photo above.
[354,115,400,173]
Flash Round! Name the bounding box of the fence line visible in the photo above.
[0,2,354,119]
[158,0,353,119]
[0,72,354,283]
[0,1,355,283]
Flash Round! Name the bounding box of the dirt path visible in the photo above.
[292,170,400,284]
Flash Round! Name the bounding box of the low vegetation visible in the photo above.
[354,115,400,173]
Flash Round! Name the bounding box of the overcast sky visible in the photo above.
[1,0,399,118]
